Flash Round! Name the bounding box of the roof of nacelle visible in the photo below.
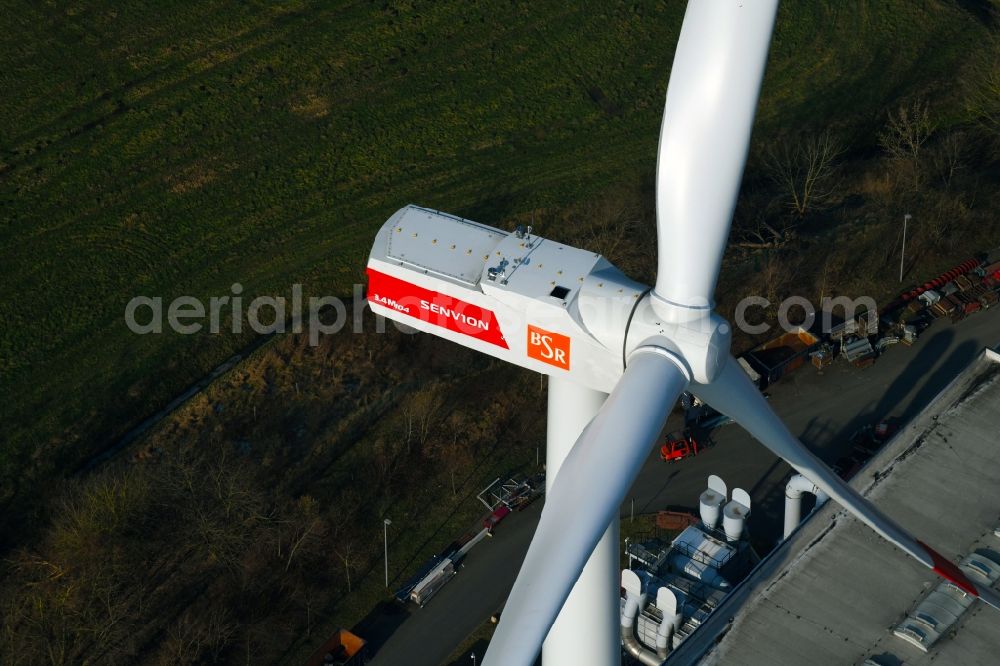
[669,347,1000,666]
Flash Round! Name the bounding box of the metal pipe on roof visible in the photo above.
[783,474,830,539]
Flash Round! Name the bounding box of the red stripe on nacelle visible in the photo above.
[918,541,978,596]
[366,268,509,349]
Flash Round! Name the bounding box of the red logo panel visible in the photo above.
[367,268,508,349]
[526,324,570,370]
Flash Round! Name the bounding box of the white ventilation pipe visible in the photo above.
[722,488,751,542]
[699,474,727,529]
[620,570,663,666]
[654,587,683,659]
[783,473,830,539]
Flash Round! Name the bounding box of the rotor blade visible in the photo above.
[654,0,779,310]
[692,356,1000,609]
[482,351,689,666]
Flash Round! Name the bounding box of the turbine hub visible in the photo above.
[624,292,732,384]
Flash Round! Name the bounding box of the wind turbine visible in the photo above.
[365,1,1000,664]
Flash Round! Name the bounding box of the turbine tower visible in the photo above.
[366,2,1000,664]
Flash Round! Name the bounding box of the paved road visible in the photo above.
[369,306,1000,665]
[367,502,542,666]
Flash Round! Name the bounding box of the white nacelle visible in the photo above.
[367,205,732,388]
[366,205,647,393]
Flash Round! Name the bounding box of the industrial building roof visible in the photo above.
[676,348,1000,666]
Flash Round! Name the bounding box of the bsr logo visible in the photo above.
[527,325,570,370]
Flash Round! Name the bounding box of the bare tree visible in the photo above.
[736,210,793,248]
[554,186,655,281]
[815,252,845,305]
[442,412,475,497]
[159,606,235,665]
[156,449,273,575]
[201,607,237,663]
[964,40,1000,140]
[763,131,843,217]
[411,383,445,447]
[329,492,364,594]
[0,551,138,666]
[402,408,413,452]
[929,130,967,189]
[878,99,935,190]
[79,573,139,663]
[0,582,75,666]
[289,578,321,638]
[278,495,324,572]
[371,435,405,485]
[334,541,360,593]
[759,253,784,306]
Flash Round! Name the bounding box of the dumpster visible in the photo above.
[307,629,367,666]
[745,327,821,385]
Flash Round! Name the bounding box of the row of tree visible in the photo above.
[0,313,542,664]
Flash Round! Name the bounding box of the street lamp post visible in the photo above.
[900,213,912,283]
[470,653,477,666]
[383,518,392,588]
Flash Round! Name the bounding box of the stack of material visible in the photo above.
[883,256,981,314]
[945,294,970,321]
[930,297,956,318]
[841,336,876,368]
[981,261,1000,286]
[810,345,834,370]
[952,273,993,311]
[954,274,975,291]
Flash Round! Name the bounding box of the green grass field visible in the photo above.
[1,1,995,512]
